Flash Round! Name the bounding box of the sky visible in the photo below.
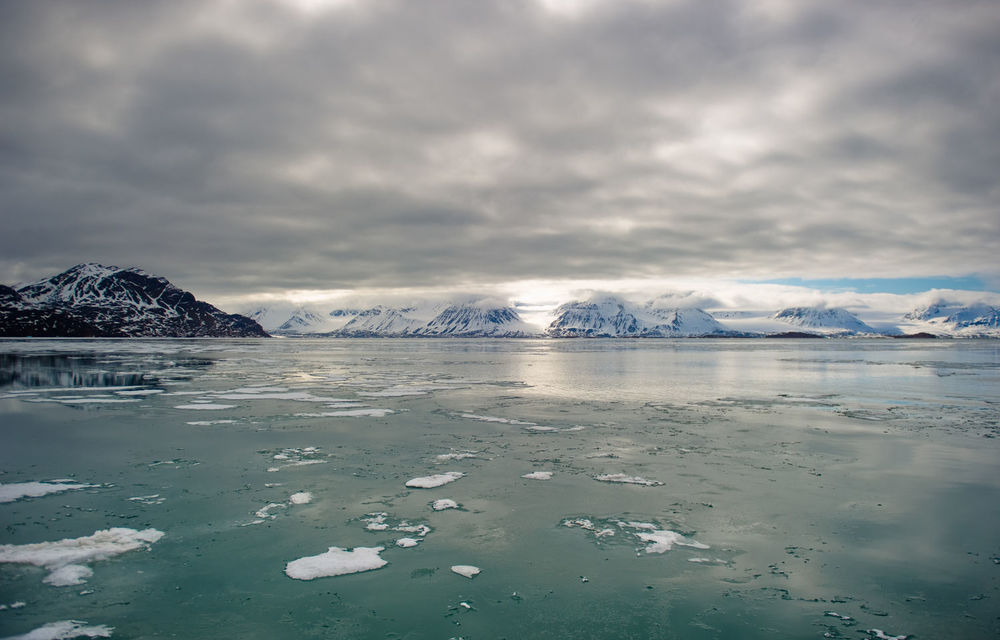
[1,0,998,314]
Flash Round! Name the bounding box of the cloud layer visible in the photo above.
[2,0,998,299]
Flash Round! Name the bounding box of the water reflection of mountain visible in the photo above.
[0,354,211,389]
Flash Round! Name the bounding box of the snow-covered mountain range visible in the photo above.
[546,296,728,337]
[244,294,1000,338]
[249,300,539,337]
[1,264,267,337]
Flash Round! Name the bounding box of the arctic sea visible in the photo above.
[0,338,997,639]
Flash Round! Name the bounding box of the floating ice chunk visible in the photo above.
[211,391,350,402]
[185,420,237,426]
[174,404,235,410]
[0,527,164,586]
[866,630,910,640]
[458,413,536,426]
[56,398,139,404]
[255,503,286,519]
[432,499,459,511]
[363,513,389,531]
[285,546,387,580]
[522,471,553,480]
[0,619,114,639]
[114,389,163,396]
[594,474,663,487]
[293,409,394,418]
[357,389,428,397]
[435,452,478,461]
[406,472,464,489]
[0,481,97,503]
[127,494,164,505]
[824,611,853,621]
[562,519,616,538]
[396,538,420,548]
[451,565,481,579]
[634,530,709,554]
[43,564,93,587]
[227,386,289,394]
[289,492,313,505]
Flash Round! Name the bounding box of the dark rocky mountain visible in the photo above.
[1,264,268,337]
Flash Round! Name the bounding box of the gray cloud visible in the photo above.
[1,0,998,298]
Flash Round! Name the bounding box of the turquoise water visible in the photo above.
[1,338,998,639]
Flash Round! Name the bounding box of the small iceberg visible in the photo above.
[406,472,464,489]
[285,546,387,580]
[451,565,481,579]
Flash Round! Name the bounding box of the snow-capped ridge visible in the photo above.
[547,295,728,337]
[2,264,267,337]
[772,306,878,335]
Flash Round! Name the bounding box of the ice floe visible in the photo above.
[0,481,97,504]
[396,538,420,548]
[289,492,313,505]
[458,413,536,426]
[521,471,553,480]
[361,513,431,537]
[185,420,237,426]
[0,527,164,586]
[562,517,708,554]
[264,447,328,472]
[451,565,481,579]
[114,389,163,396]
[285,546,387,580]
[435,451,479,461]
[0,601,26,611]
[357,389,428,397]
[173,403,235,410]
[432,499,460,511]
[211,391,351,402]
[594,474,663,487]
[406,472,464,488]
[127,494,165,505]
[866,630,910,640]
[293,409,394,418]
[0,620,114,639]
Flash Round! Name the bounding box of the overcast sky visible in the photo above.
[1,0,998,309]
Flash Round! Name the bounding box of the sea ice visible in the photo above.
[0,527,164,586]
[289,492,313,505]
[285,546,387,580]
[357,389,428,397]
[406,472,464,488]
[396,538,420,548]
[634,530,709,554]
[114,389,163,396]
[451,565,481,579]
[185,420,237,426]
[435,452,479,461]
[432,499,459,511]
[0,619,114,639]
[293,409,394,417]
[0,481,97,503]
[173,403,235,410]
[458,413,536,426]
[594,474,663,486]
[866,630,910,640]
[44,564,93,586]
[521,471,553,480]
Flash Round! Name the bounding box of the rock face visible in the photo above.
[1,264,268,337]
[772,306,877,335]
[546,296,728,337]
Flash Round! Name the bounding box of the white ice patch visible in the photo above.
[289,492,313,505]
[522,471,553,480]
[55,398,139,405]
[293,409,394,418]
[173,404,235,410]
[0,619,114,639]
[634,530,710,554]
[432,499,459,511]
[185,420,237,426]
[0,527,164,586]
[127,495,164,505]
[285,546,387,580]
[0,482,97,503]
[435,451,479,461]
[451,565,481,579]
[458,413,536,426]
[406,472,464,488]
[43,564,93,587]
[255,503,286,520]
[114,389,163,396]
[211,391,351,402]
[866,630,910,640]
[361,513,431,537]
[594,474,663,487]
[396,538,420,548]
[357,389,428,397]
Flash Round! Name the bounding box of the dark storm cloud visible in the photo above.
[1,0,997,297]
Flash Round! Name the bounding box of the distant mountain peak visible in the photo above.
[2,264,267,337]
[772,306,877,334]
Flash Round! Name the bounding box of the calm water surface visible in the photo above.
[0,338,998,639]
